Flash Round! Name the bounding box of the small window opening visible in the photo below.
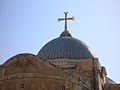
[62,85,65,90]
[19,83,25,88]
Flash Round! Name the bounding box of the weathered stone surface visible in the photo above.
[0,53,119,90]
[105,84,120,90]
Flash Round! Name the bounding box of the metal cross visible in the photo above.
[58,12,75,31]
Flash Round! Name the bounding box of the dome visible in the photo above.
[37,31,95,60]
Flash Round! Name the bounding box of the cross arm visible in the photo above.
[58,17,75,22]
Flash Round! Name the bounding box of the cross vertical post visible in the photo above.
[58,12,75,32]
[65,12,68,31]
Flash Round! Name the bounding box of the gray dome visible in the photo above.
[37,31,95,60]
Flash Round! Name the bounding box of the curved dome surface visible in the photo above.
[37,31,95,60]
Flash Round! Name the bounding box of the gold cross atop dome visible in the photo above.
[58,12,75,32]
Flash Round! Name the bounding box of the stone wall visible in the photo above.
[104,84,120,90]
[0,54,90,90]
[0,76,81,90]
[1,53,118,90]
[48,58,107,90]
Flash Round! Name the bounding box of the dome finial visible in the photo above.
[58,12,75,32]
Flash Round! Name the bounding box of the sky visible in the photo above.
[0,0,120,82]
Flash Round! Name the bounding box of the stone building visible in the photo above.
[0,12,120,90]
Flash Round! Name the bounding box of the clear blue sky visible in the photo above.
[0,0,120,82]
